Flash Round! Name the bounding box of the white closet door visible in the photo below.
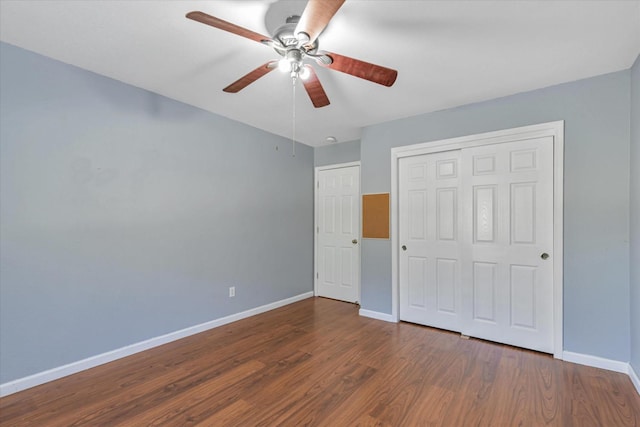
[399,150,463,331]
[461,136,554,353]
[398,136,554,353]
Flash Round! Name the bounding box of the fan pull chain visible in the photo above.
[291,76,296,157]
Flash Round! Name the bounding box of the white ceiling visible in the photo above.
[1,1,639,147]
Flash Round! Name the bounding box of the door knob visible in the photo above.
[541,252,549,260]
[402,245,407,251]
[352,239,358,244]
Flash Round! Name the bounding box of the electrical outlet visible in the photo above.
[229,286,235,298]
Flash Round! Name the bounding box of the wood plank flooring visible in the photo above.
[1,297,639,426]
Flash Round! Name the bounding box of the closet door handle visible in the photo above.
[541,252,549,260]
[402,245,407,251]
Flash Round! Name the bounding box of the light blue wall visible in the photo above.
[0,42,314,384]
[631,54,640,373]
[314,139,360,167]
[360,70,631,362]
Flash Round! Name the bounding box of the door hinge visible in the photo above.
[317,181,319,189]
[316,272,319,279]
[317,226,319,233]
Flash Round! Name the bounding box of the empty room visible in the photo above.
[1,0,639,425]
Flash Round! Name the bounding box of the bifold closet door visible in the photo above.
[399,136,554,353]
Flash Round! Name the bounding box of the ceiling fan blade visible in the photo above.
[223,62,277,93]
[295,0,346,45]
[186,11,271,44]
[301,65,330,108]
[320,51,398,87]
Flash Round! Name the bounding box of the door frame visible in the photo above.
[390,121,564,358]
[314,161,361,302]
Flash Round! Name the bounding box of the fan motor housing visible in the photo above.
[272,16,319,53]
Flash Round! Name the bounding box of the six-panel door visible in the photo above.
[317,166,360,303]
[399,150,463,331]
[399,137,554,353]
[461,137,554,352]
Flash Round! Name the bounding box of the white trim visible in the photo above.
[390,121,565,157]
[359,308,395,323]
[0,291,314,397]
[552,123,565,359]
[315,161,361,172]
[629,363,640,396]
[390,121,564,358]
[314,161,362,303]
[391,151,399,323]
[562,351,629,374]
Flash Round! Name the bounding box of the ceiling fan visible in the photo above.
[186,0,398,108]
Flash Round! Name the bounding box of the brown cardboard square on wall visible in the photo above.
[362,193,390,239]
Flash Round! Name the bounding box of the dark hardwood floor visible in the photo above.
[1,297,639,426]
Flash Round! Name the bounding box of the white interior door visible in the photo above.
[461,137,554,352]
[398,137,554,353]
[399,150,463,331]
[316,165,360,303]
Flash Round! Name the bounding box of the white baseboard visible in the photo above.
[562,351,629,374]
[359,308,396,323]
[0,291,314,397]
[629,363,640,396]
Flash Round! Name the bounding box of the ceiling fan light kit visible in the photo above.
[186,0,398,109]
